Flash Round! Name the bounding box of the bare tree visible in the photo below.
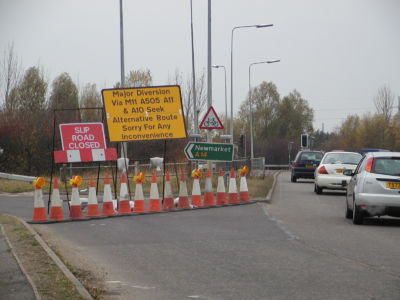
[0,43,21,113]
[168,69,207,133]
[374,85,394,121]
[114,68,153,88]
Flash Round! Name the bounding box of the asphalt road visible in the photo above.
[1,173,400,299]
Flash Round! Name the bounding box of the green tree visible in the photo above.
[49,72,79,122]
[14,66,47,112]
[80,83,102,122]
[274,90,314,140]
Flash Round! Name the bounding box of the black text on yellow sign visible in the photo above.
[102,85,187,142]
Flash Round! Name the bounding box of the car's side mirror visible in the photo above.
[343,169,353,176]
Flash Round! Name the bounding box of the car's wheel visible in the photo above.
[315,184,323,194]
[352,200,364,225]
[291,174,297,183]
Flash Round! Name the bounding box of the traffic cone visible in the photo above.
[86,176,100,217]
[191,173,202,207]
[228,168,239,204]
[178,171,190,209]
[239,166,250,202]
[32,177,47,222]
[70,176,83,219]
[50,177,63,221]
[133,173,145,213]
[102,174,115,216]
[203,168,216,207]
[148,173,161,212]
[216,168,227,205]
[118,172,131,214]
[162,171,174,210]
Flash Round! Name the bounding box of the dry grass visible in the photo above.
[0,214,89,299]
[0,172,274,199]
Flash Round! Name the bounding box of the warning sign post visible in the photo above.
[102,85,187,142]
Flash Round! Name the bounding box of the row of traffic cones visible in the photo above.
[31,167,250,223]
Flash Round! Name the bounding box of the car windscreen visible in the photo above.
[322,153,362,165]
[299,152,323,161]
[372,157,400,176]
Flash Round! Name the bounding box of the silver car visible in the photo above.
[344,151,400,224]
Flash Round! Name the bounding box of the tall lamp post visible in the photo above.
[230,24,273,145]
[212,65,227,134]
[249,59,280,160]
[190,0,198,134]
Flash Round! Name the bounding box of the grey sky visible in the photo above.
[1,0,399,133]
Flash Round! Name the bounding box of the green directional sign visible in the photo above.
[184,142,234,161]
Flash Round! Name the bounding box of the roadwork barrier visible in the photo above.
[28,167,262,224]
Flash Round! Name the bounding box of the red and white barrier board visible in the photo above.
[54,148,117,163]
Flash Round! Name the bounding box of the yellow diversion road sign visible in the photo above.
[102,85,187,142]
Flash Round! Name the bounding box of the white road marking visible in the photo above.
[130,285,155,290]
[260,204,299,241]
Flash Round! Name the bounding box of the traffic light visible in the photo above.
[301,134,308,149]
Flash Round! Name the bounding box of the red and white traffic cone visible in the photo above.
[70,176,83,219]
[228,168,239,204]
[133,173,145,213]
[32,177,47,222]
[50,177,63,221]
[191,176,202,207]
[239,167,250,202]
[102,174,115,216]
[203,168,216,207]
[178,171,190,209]
[148,173,161,212]
[162,171,174,210]
[118,172,131,214]
[216,168,227,205]
[86,176,100,217]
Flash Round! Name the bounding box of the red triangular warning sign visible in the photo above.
[199,106,224,130]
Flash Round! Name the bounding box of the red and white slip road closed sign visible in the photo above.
[59,123,106,150]
[54,122,117,163]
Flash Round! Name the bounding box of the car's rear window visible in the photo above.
[322,153,362,165]
[299,152,323,161]
[373,157,400,175]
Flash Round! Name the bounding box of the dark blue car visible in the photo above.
[291,150,324,182]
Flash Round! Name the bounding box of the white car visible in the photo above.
[344,151,400,224]
[314,151,362,194]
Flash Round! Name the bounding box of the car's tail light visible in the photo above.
[318,166,328,174]
[294,163,299,167]
[365,158,374,172]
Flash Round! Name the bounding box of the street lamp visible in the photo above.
[190,0,198,134]
[230,24,273,144]
[212,65,227,134]
[249,59,280,160]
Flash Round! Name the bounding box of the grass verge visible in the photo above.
[0,173,274,199]
[0,214,104,299]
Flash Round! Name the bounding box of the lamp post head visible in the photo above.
[267,59,281,64]
[256,24,273,28]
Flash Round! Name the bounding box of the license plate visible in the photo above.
[305,165,314,168]
[336,169,344,173]
[386,182,400,189]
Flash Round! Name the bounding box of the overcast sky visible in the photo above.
[1,0,399,133]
